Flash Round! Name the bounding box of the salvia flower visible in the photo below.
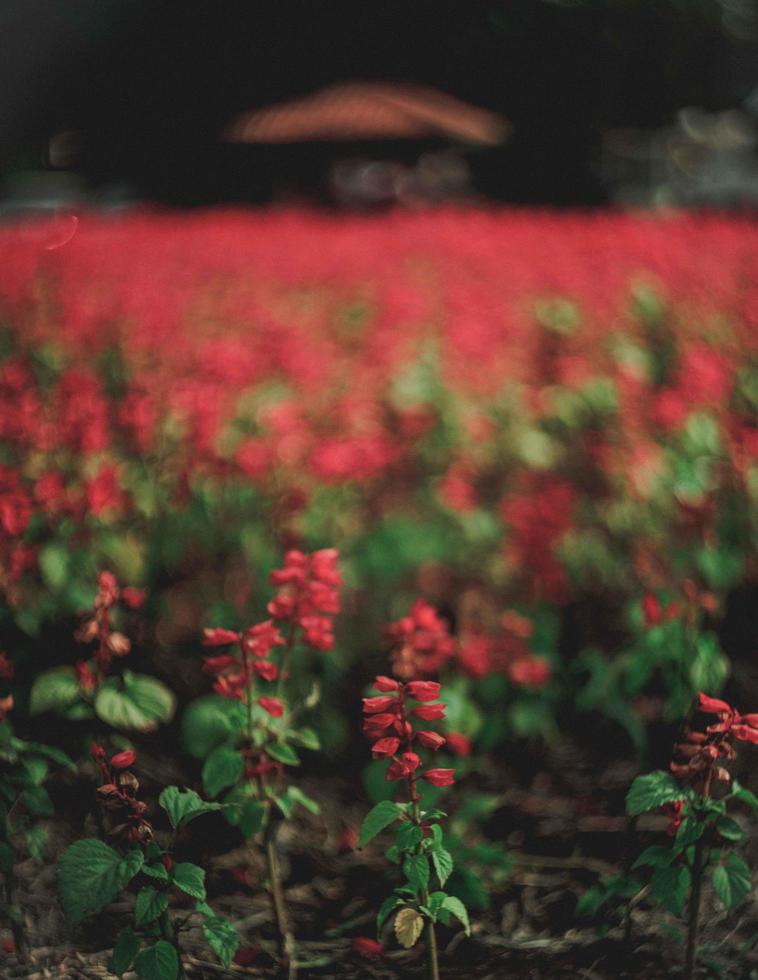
[267,548,342,652]
[75,571,145,677]
[386,599,455,679]
[670,692,758,790]
[362,674,454,793]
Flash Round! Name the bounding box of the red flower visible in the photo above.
[373,675,399,692]
[415,730,446,751]
[252,660,279,682]
[110,750,137,770]
[0,695,13,721]
[508,657,551,688]
[203,627,241,647]
[0,652,14,680]
[363,713,400,739]
[120,587,146,609]
[386,752,421,781]
[258,696,284,718]
[202,654,238,675]
[444,732,471,757]
[642,593,662,627]
[362,696,398,714]
[422,768,455,787]
[406,681,441,702]
[412,703,447,721]
[371,737,401,758]
[352,937,384,957]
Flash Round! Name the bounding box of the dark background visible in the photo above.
[1,0,757,206]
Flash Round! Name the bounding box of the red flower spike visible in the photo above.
[363,713,400,739]
[386,752,421,781]
[120,587,146,609]
[258,696,284,718]
[412,703,447,721]
[202,627,241,647]
[110,750,137,770]
[406,681,441,702]
[422,768,456,787]
[373,675,399,692]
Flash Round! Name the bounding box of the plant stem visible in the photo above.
[684,837,704,980]
[263,814,296,979]
[3,869,26,960]
[159,909,185,978]
[400,687,441,980]
[685,774,712,980]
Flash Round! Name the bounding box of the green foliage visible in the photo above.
[626,771,687,816]
[711,854,751,911]
[359,801,404,847]
[133,940,178,980]
[57,840,144,924]
[158,786,224,830]
[171,862,206,900]
[95,671,176,732]
[110,927,140,977]
[202,745,244,798]
[29,667,80,716]
[202,914,239,967]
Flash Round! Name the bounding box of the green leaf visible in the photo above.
[25,825,48,861]
[440,895,470,935]
[732,780,758,812]
[21,785,54,817]
[238,799,267,838]
[29,667,80,716]
[142,863,169,882]
[711,853,752,910]
[377,895,404,935]
[21,756,48,786]
[95,672,176,732]
[396,823,423,851]
[285,785,320,815]
[202,915,238,968]
[715,816,745,842]
[135,886,168,926]
[158,786,223,830]
[626,772,686,816]
[632,845,673,870]
[57,840,144,924]
[273,793,294,819]
[359,801,404,847]
[266,743,300,766]
[134,940,178,980]
[403,853,430,894]
[171,862,205,900]
[674,817,703,849]
[38,542,70,590]
[428,824,443,850]
[575,886,604,917]
[21,741,75,769]
[650,864,691,916]
[291,727,320,750]
[432,848,454,888]
[202,745,243,799]
[181,695,243,759]
[110,927,140,977]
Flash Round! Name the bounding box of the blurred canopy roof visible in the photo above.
[224,81,510,145]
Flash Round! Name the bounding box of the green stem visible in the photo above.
[263,812,296,979]
[159,908,185,979]
[684,838,704,980]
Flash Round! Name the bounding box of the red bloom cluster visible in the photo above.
[386,600,455,679]
[670,693,758,789]
[74,571,145,681]
[202,622,284,711]
[268,548,341,652]
[363,676,455,791]
[90,742,152,844]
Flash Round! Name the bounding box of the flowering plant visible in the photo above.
[29,572,175,731]
[56,745,237,980]
[359,648,469,978]
[193,548,341,973]
[626,693,758,980]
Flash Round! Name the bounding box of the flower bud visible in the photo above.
[110,750,137,770]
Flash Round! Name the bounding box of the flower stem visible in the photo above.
[263,812,296,979]
[684,837,704,980]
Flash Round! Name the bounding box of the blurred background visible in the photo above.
[2,0,758,212]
